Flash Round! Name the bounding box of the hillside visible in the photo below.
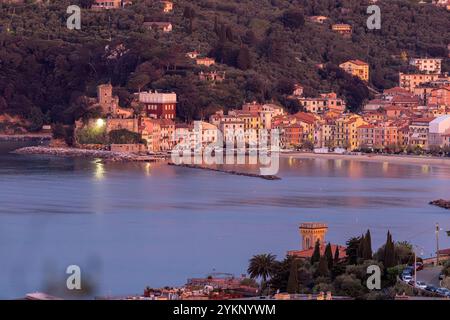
[0,0,449,129]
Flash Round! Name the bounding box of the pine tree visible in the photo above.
[325,242,333,270]
[345,237,361,265]
[287,259,299,294]
[311,239,321,265]
[316,255,329,277]
[363,229,373,260]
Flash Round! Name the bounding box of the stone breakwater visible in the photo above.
[12,146,154,162]
[168,162,281,180]
[430,199,450,210]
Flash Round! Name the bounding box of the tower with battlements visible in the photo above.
[299,222,328,250]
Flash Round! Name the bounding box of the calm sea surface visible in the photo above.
[0,151,449,298]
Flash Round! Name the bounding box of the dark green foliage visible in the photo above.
[325,243,334,270]
[279,9,305,29]
[315,255,329,277]
[287,259,299,294]
[334,245,340,263]
[383,231,396,269]
[311,239,321,265]
[108,129,144,145]
[0,0,448,125]
[363,230,373,260]
[346,236,362,265]
[247,253,276,283]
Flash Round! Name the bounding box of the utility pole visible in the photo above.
[436,222,440,266]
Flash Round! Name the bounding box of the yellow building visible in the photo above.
[339,60,369,82]
[335,115,367,150]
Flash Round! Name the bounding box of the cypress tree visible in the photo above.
[358,233,365,261]
[363,229,373,260]
[316,255,329,277]
[311,239,321,265]
[383,231,395,269]
[334,246,340,263]
[287,259,299,294]
[325,242,333,270]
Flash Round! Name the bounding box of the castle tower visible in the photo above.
[97,83,113,114]
[299,222,328,250]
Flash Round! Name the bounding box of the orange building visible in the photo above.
[428,85,450,106]
[339,60,369,82]
[287,223,347,260]
[331,24,352,37]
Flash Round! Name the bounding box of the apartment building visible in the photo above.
[339,60,369,82]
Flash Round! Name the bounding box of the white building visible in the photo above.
[409,58,442,74]
[429,115,450,147]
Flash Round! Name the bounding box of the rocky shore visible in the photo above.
[429,199,450,210]
[168,162,281,180]
[12,146,156,162]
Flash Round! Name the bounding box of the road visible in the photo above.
[417,266,442,287]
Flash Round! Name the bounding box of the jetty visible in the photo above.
[430,199,450,210]
[168,162,281,180]
[12,146,164,162]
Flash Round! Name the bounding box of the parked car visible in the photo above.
[402,273,413,282]
[425,285,438,293]
[439,273,445,280]
[436,288,450,297]
[415,281,428,289]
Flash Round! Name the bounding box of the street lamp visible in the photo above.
[96,118,105,127]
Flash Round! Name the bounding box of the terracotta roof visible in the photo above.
[288,244,347,259]
[293,112,316,124]
[384,87,411,95]
[346,59,368,66]
[438,248,450,255]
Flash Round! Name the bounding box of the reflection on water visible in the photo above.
[0,153,449,298]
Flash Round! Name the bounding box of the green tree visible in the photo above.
[247,253,276,284]
[383,231,396,269]
[363,230,373,260]
[316,255,329,277]
[346,236,362,265]
[334,246,340,263]
[325,243,334,270]
[287,259,299,294]
[311,239,321,265]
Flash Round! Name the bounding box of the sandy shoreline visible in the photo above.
[281,152,450,166]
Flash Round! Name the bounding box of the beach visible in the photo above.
[281,152,450,167]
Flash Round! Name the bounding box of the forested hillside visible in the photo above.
[0,0,448,129]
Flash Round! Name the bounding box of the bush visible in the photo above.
[76,126,107,144]
[108,129,146,145]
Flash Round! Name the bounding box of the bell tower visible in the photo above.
[299,222,328,250]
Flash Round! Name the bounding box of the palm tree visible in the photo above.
[247,253,277,284]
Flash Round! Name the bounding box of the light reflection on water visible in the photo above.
[0,153,449,298]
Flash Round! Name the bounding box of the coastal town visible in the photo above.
[23,221,450,301]
[37,57,450,158]
[1,0,450,308]
[1,1,449,159]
